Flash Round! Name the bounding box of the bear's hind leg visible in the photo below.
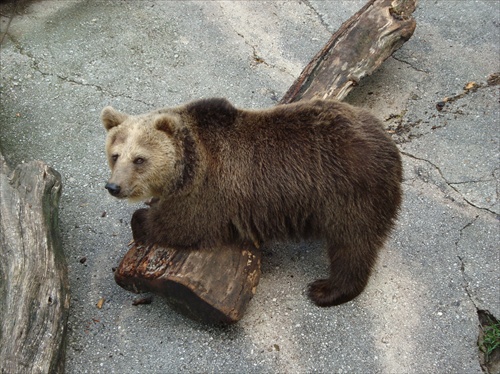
[308,238,379,307]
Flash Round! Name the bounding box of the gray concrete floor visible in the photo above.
[0,1,498,373]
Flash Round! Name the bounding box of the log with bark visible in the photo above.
[280,0,417,103]
[114,0,417,325]
[115,243,261,325]
[0,154,70,373]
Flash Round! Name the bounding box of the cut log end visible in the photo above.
[115,243,261,325]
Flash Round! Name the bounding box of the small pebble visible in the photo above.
[436,101,445,111]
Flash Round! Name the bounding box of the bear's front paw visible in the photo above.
[307,279,359,307]
[131,208,149,245]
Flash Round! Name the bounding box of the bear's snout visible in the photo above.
[105,183,121,197]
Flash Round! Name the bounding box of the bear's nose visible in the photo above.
[105,183,121,196]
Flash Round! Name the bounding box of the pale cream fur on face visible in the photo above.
[102,107,178,202]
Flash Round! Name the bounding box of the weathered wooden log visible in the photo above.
[115,0,416,324]
[0,154,70,373]
[115,243,261,325]
[280,0,417,104]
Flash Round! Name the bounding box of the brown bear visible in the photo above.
[102,98,402,307]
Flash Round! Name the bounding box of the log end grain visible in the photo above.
[115,242,261,325]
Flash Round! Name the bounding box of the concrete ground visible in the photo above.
[0,1,498,373]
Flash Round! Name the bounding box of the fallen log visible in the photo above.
[115,0,417,324]
[280,0,417,103]
[115,243,261,325]
[0,154,70,373]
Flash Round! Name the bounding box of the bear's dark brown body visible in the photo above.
[102,98,402,306]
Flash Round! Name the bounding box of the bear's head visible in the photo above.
[101,106,180,202]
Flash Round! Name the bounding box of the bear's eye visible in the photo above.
[134,157,145,165]
[111,154,119,162]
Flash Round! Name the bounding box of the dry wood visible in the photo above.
[115,243,261,324]
[115,0,416,325]
[280,0,417,104]
[0,154,70,373]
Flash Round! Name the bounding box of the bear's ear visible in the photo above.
[101,106,129,131]
[154,114,177,136]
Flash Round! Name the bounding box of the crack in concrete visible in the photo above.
[232,30,295,79]
[302,0,331,33]
[216,3,296,80]
[4,33,152,108]
[455,217,480,307]
[457,255,479,310]
[401,151,498,216]
[52,73,151,107]
[391,55,430,74]
[234,31,268,67]
[449,179,496,185]
[454,223,500,374]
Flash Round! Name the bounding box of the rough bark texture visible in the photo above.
[115,0,417,325]
[115,243,261,325]
[280,0,417,104]
[0,154,70,374]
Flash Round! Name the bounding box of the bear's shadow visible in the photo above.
[260,240,328,279]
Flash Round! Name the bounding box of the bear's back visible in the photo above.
[179,98,401,242]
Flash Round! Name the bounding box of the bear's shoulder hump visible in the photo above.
[185,98,238,128]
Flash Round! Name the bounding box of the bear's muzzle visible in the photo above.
[105,182,121,197]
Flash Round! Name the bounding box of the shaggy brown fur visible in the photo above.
[102,98,402,307]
